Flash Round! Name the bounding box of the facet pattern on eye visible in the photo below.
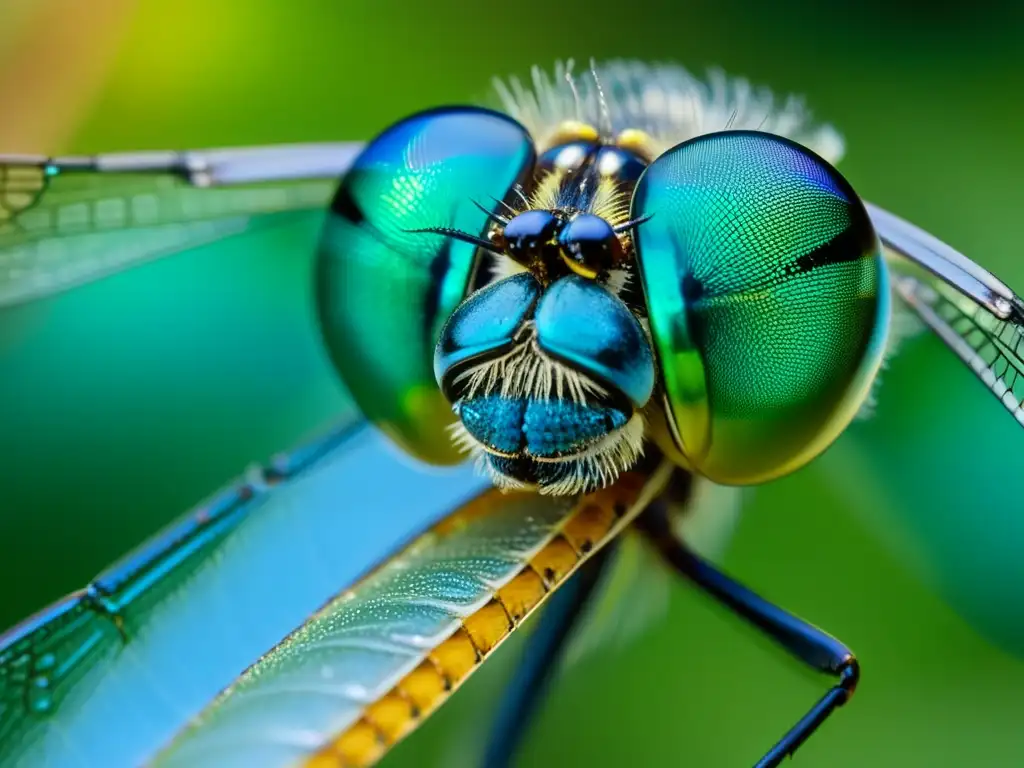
[634,131,890,484]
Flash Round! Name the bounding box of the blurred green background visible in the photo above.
[3,0,1024,765]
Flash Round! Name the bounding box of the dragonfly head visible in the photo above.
[434,271,655,495]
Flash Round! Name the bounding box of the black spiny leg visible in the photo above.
[481,543,617,768]
[634,500,858,768]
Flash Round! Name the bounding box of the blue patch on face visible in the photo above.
[435,272,655,412]
[522,399,628,457]
[458,394,630,458]
[534,276,655,407]
[456,396,527,455]
[434,272,540,389]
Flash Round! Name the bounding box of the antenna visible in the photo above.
[403,226,501,254]
[564,58,583,124]
[589,58,614,141]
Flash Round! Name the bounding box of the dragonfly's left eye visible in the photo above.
[633,131,891,485]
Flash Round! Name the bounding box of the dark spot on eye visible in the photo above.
[579,539,593,554]
[791,222,870,275]
[681,273,703,303]
[543,567,556,583]
[613,501,627,517]
[330,186,365,224]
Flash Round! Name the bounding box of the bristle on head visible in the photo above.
[529,170,565,211]
[451,340,608,405]
[590,177,631,228]
[492,59,844,164]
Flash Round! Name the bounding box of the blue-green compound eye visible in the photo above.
[633,131,890,485]
[315,107,535,464]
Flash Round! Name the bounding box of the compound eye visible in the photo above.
[558,213,623,279]
[503,209,561,264]
[632,131,890,485]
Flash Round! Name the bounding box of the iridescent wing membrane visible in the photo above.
[867,203,1024,425]
[0,143,362,306]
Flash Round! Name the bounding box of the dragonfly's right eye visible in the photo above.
[633,131,891,485]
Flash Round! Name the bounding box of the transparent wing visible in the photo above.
[868,203,1024,426]
[0,143,364,307]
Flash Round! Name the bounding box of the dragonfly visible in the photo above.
[2,59,1022,768]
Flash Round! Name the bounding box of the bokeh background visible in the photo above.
[3,0,1024,765]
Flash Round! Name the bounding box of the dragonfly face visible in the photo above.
[315,78,890,493]
[430,135,657,495]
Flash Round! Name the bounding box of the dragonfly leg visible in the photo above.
[481,543,617,768]
[634,500,858,768]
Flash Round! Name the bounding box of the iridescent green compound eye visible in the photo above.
[633,131,890,485]
[316,107,535,464]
